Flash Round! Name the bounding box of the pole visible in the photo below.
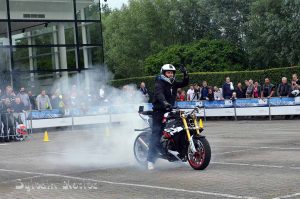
[99,0,105,64]
[268,98,272,121]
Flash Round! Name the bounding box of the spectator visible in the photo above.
[213,86,223,100]
[245,79,254,98]
[1,85,16,100]
[139,82,149,101]
[235,82,246,98]
[178,90,186,101]
[12,97,26,125]
[200,81,209,100]
[0,97,15,141]
[191,84,201,101]
[36,90,52,110]
[12,97,25,113]
[222,77,234,99]
[277,77,292,97]
[17,87,31,110]
[86,89,98,106]
[230,92,237,101]
[291,74,300,97]
[51,89,65,113]
[186,84,194,101]
[176,88,182,101]
[292,74,300,87]
[261,78,275,98]
[252,81,261,98]
[28,91,36,110]
[69,85,79,107]
[99,85,108,103]
[206,87,214,101]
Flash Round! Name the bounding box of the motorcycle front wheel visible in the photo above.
[133,131,150,165]
[187,137,211,170]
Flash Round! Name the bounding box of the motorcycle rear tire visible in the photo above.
[133,131,150,165]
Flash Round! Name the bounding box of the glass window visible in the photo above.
[11,22,76,45]
[0,0,7,19]
[66,47,78,70]
[13,47,30,70]
[76,0,100,20]
[89,46,102,65]
[17,71,56,95]
[9,0,74,20]
[0,22,9,45]
[0,47,11,72]
[13,47,78,71]
[79,46,102,67]
[78,22,102,45]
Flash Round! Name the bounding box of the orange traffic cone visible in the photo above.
[43,131,50,142]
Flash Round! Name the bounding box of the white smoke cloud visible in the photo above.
[46,65,148,168]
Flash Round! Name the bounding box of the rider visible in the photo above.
[147,64,189,170]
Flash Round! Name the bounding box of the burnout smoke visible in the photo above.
[46,66,147,168]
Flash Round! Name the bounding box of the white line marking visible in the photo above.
[0,168,258,199]
[251,164,284,169]
[258,147,300,150]
[290,167,300,170]
[273,193,300,199]
[215,146,300,150]
[214,149,257,155]
[0,169,46,175]
[212,162,299,170]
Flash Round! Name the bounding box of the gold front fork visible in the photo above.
[181,114,191,141]
[192,113,201,135]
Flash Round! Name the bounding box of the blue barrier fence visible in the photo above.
[27,97,300,120]
[176,97,300,109]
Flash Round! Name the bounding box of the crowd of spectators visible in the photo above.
[171,74,300,102]
[0,84,113,116]
[0,74,299,115]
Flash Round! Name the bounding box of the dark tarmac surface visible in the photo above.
[0,120,299,199]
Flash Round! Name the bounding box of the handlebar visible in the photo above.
[138,106,202,116]
[138,111,153,116]
[180,106,203,117]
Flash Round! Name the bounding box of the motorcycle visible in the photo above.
[133,106,211,170]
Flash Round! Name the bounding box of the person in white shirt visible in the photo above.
[186,84,194,101]
[213,86,223,100]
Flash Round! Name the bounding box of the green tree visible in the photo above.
[205,0,254,45]
[102,0,212,79]
[144,39,247,75]
[247,0,300,69]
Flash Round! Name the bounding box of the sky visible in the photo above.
[106,0,128,9]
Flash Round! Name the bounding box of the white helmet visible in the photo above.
[160,64,176,75]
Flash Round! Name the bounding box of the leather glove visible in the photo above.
[163,101,172,111]
[179,64,188,76]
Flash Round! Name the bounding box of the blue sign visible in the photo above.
[176,101,203,109]
[203,100,233,108]
[269,97,295,106]
[235,98,268,107]
[29,109,62,119]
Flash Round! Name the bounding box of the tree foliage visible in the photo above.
[144,39,247,75]
[111,66,300,93]
[246,0,300,69]
[102,0,300,79]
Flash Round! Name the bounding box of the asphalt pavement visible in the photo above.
[0,120,299,199]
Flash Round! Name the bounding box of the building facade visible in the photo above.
[0,0,104,92]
